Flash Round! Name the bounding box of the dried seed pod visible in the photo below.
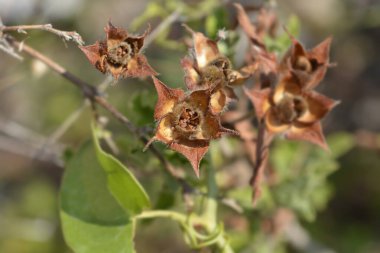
[245,74,338,150]
[148,77,238,177]
[79,21,157,79]
[182,25,247,84]
[181,27,248,113]
[281,36,332,90]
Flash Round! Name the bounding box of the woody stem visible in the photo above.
[250,120,273,204]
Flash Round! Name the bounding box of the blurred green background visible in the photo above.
[0,0,380,252]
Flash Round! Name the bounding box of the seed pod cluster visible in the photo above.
[235,3,338,150]
[147,26,245,177]
[79,5,338,177]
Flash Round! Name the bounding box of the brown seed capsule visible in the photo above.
[245,74,338,150]
[79,21,157,79]
[181,26,247,113]
[281,36,332,90]
[147,77,238,177]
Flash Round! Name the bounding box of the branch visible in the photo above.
[37,77,113,156]
[143,7,183,48]
[228,110,273,206]
[0,35,23,60]
[1,24,84,46]
[249,121,273,205]
[36,102,88,159]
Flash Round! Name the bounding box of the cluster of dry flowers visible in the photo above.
[79,4,337,180]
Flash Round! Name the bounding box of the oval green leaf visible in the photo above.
[60,141,135,253]
[92,123,151,215]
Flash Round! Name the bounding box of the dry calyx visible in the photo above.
[281,34,333,90]
[146,77,238,177]
[181,25,248,114]
[236,2,338,149]
[79,21,157,79]
[144,26,247,176]
[245,74,338,150]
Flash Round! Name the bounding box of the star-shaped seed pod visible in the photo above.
[280,35,332,90]
[245,74,338,150]
[147,77,238,177]
[79,21,157,79]
[181,56,238,115]
[181,25,247,113]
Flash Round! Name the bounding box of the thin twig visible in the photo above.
[249,121,273,205]
[143,7,183,48]
[37,76,113,156]
[231,111,273,206]
[1,24,84,46]
[0,36,23,60]
[52,103,88,143]
[5,34,98,97]
[35,102,88,161]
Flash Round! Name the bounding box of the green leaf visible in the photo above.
[92,123,150,215]
[60,141,135,253]
[61,212,135,253]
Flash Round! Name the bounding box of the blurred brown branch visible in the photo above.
[223,108,273,206]
[250,122,273,205]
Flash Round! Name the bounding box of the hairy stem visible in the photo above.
[250,120,273,205]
